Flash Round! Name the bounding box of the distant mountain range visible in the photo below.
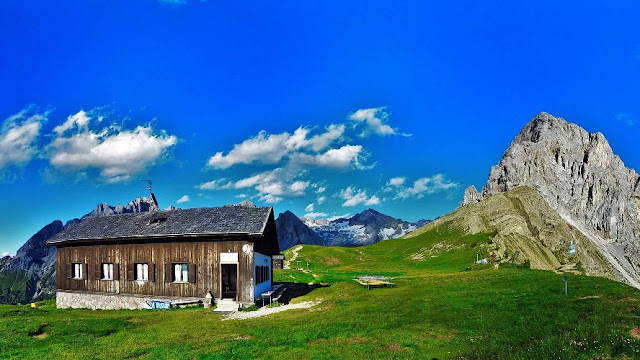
[276,208,430,249]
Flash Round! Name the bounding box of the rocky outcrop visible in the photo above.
[276,211,324,250]
[480,112,640,286]
[460,185,483,206]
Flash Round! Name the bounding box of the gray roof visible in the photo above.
[47,206,273,245]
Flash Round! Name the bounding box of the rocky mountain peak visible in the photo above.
[479,112,640,286]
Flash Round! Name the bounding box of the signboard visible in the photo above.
[220,252,239,263]
[272,254,285,260]
[149,300,171,310]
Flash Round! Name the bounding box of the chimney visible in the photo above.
[150,192,159,211]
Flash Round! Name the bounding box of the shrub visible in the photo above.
[241,304,258,312]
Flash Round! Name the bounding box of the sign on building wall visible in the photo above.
[220,252,239,263]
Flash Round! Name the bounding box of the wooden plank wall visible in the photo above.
[56,239,256,303]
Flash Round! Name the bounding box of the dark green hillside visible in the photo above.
[2,221,640,359]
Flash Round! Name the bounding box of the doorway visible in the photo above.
[221,264,238,300]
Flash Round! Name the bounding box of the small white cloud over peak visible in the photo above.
[387,177,405,186]
[349,107,411,137]
[305,203,314,212]
[176,195,190,203]
[304,211,328,219]
[327,213,351,222]
[339,186,381,207]
[1,252,12,258]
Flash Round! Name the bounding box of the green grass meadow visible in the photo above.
[2,223,640,359]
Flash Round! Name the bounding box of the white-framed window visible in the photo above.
[73,263,83,279]
[174,263,189,282]
[136,263,149,281]
[102,263,114,280]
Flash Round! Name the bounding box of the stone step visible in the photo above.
[213,300,239,313]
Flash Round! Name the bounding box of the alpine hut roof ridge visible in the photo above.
[47,206,274,245]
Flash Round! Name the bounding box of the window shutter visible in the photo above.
[66,263,72,279]
[164,263,172,283]
[94,264,101,280]
[188,263,196,283]
[127,264,134,281]
[114,264,120,280]
[150,264,156,282]
[83,263,88,280]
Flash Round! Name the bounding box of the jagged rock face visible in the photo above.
[483,113,640,245]
[225,200,257,208]
[276,211,324,250]
[461,185,483,206]
[83,197,158,218]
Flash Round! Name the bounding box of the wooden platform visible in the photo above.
[354,276,394,290]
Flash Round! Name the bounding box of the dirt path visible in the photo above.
[283,245,303,269]
[222,300,321,321]
[559,213,640,289]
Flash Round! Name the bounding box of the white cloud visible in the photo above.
[327,213,351,221]
[1,252,12,258]
[199,168,311,203]
[349,107,411,137]
[317,195,326,204]
[394,174,459,199]
[53,110,90,134]
[196,179,233,190]
[46,111,178,183]
[206,124,347,170]
[305,203,314,212]
[176,195,190,203]
[316,186,326,193]
[158,0,187,4]
[304,212,328,219]
[339,186,381,207]
[387,177,405,186]
[290,145,364,170]
[0,106,47,171]
[207,131,291,169]
[617,113,635,126]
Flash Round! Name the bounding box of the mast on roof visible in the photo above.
[139,179,159,210]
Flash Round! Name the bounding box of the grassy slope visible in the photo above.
[2,221,640,359]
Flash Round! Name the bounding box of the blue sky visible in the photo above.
[1,1,640,255]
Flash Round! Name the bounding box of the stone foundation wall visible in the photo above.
[57,290,203,310]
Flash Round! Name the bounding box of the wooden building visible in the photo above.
[47,206,279,309]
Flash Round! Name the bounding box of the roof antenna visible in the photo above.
[139,179,159,210]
